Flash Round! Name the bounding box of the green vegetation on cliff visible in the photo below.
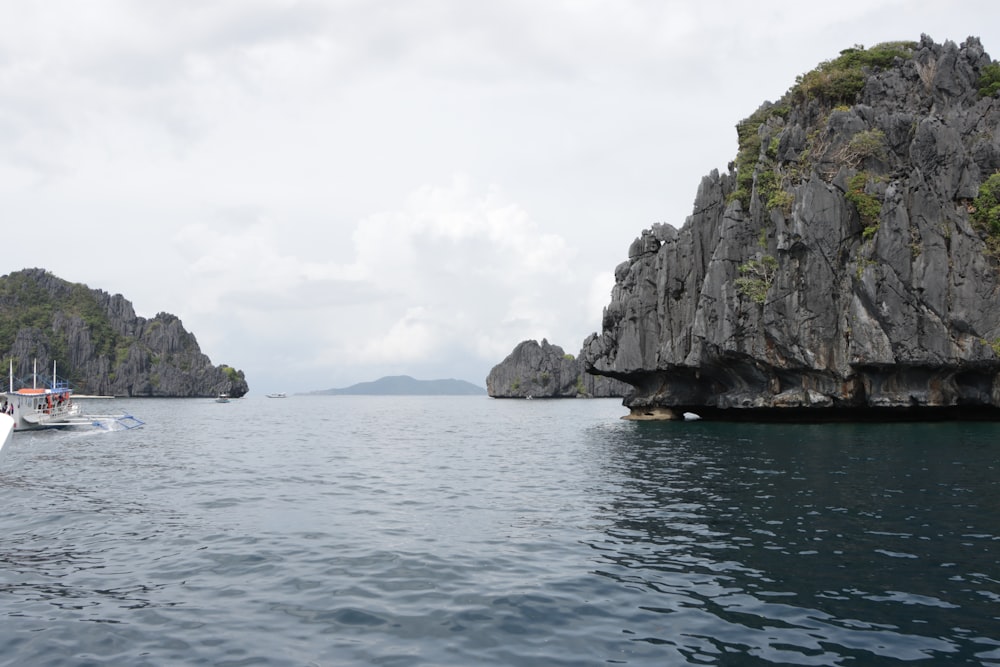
[972,171,1000,255]
[979,62,1000,97]
[735,255,778,304]
[729,43,916,212]
[973,171,1000,233]
[845,172,883,239]
[0,268,248,397]
[790,42,917,106]
[0,272,118,355]
[0,270,125,370]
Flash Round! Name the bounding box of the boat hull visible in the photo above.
[0,413,13,456]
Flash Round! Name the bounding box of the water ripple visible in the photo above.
[2,399,999,665]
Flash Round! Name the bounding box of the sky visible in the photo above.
[2,1,998,393]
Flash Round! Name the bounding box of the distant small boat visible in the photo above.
[266,393,287,398]
[216,393,230,403]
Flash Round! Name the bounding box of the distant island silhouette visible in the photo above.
[306,375,486,396]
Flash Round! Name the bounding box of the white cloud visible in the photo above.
[158,175,586,385]
[355,306,436,365]
[587,271,616,326]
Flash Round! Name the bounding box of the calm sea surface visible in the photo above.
[1,395,998,666]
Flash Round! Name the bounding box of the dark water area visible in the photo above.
[1,396,998,665]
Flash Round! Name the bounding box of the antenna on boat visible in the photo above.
[7,359,11,393]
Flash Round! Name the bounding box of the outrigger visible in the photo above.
[1,360,144,432]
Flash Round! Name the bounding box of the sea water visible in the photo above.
[0,395,998,666]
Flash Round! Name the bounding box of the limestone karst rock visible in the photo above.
[487,339,628,398]
[583,36,1000,420]
[1,268,249,397]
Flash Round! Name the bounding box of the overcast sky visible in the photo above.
[2,1,998,393]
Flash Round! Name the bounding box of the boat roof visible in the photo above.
[13,386,70,395]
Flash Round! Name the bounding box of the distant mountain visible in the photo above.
[310,375,486,396]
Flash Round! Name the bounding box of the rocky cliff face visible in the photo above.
[487,339,628,398]
[584,36,1000,420]
[1,268,249,397]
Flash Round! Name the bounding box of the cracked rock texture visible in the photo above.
[487,339,628,398]
[1,268,249,397]
[584,36,1000,420]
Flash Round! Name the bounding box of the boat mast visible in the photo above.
[33,359,37,389]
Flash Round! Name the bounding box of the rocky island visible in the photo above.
[487,339,628,398]
[0,268,249,397]
[583,35,1000,420]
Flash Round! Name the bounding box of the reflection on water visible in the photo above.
[586,420,1000,664]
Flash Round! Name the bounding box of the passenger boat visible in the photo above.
[2,360,143,431]
[216,393,230,403]
[266,392,287,398]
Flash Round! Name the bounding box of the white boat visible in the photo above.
[216,393,230,403]
[2,360,144,431]
[0,413,13,457]
[266,392,287,398]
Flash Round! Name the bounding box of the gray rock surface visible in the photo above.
[1,268,249,397]
[584,36,1000,419]
[487,339,628,398]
